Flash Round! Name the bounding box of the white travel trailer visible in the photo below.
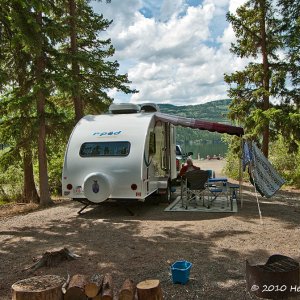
[62,103,177,206]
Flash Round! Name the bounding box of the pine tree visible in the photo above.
[58,0,136,120]
[0,0,65,205]
[279,0,300,106]
[276,0,300,150]
[225,0,283,157]
[0,0,40,203]
[0,0,136,203]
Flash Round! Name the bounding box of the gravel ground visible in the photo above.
[1,160,300,300]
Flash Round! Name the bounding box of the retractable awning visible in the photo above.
[155,112,244,137]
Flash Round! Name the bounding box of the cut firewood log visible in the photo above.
[92,295,102,300]
[136,280,163,300]
[84,274,103,298]
[24,247,80,272]
[101,274,113,300]
[118,279,135,300]
[64,274,87,300]
[11,275,64,300]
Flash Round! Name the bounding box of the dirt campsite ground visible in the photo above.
[1,160,300,300]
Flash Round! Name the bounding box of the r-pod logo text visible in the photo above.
[93,131,122,137]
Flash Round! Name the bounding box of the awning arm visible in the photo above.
[155,112,244,137]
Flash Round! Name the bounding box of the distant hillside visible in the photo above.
[159,99,231,123]
[158,99,231,145]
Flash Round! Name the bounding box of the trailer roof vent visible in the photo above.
[109,103,141,114]
[140,103,160,112]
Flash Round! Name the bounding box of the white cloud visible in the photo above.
[228,0,246,13]
[92,0,248,105]
[92,0,142,28]
[159,0,186,22]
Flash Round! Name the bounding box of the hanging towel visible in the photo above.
[243,141,252,171]
[251,143,285,198]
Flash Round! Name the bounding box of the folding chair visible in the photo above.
[181,170,210,209]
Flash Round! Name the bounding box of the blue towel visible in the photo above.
[243,141,252,171]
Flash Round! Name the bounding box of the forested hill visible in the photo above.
[158,99,231,145]
[158,99,231,123]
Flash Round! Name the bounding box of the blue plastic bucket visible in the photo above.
[171,260,192,284]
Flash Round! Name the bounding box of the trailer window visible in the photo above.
[149,132,156,155]
[80,142,130,157]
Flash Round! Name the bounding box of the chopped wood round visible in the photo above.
[84,274,103,298]
[119,279,135,300]
[11,275,64,300]
[102,274,113,300]
[136,279,163,300]
[64,274,87,300]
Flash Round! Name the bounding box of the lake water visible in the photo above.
[180,143,228,160]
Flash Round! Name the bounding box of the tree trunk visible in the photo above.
[11,275,64,300]
[15,42,40,204]
[136,280,163,300]
[64,274,87,300]
[23,149,40,203]
[68,0,84,122]
[35,11,53,206]
[259,0,270,158]
[119,279,135,300]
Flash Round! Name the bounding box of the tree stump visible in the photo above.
[24,247,80,272]
[101,274,113,300]
[119,279,135,300]
[64,274,87,300]
[11,275,64,300]
[136,280,163,300]
[84,274,103,298]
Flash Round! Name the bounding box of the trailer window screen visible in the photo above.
[149,132,156,155]
[80,142,130,157]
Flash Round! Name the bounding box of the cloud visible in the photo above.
[91,0,247,105]
[92,0,142,28]
[228,0,246,13]
[159,0,186,22]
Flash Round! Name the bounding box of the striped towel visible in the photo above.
[251,143,285,198]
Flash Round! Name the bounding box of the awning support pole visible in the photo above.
[239,138,243,208]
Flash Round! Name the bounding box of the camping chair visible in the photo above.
[207,178,229,209]
[205,169,215,179]
[181,170,210,209]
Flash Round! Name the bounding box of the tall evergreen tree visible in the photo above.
[68,0,83,122]
[225,0,283,157]
[59,0,136,120]
[0,0,136,203]
[0,0,64,205]
[34,10,53,206]
[279,0,300,107]
[276,0,300,150]
[0,0,40,203]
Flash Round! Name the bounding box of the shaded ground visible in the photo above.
[1,160,300,299]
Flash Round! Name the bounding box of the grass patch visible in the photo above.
[0,198,11,206]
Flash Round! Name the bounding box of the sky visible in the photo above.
[92,0,247,106]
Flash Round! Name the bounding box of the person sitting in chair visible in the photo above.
[179,158,200,177]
